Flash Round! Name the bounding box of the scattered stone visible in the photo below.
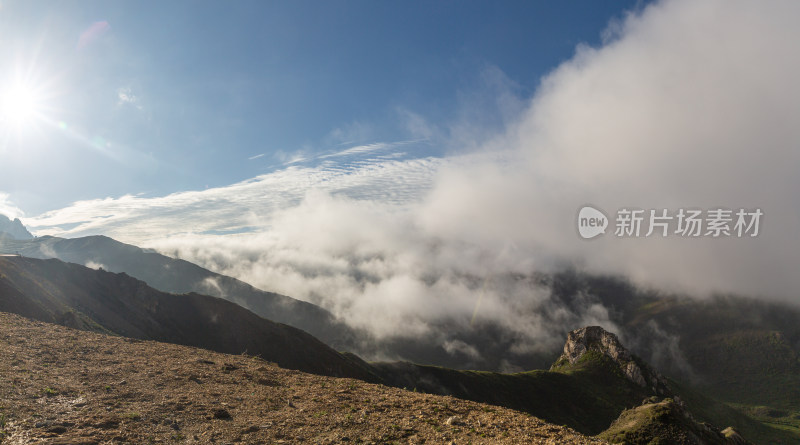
[47,425,68,434]
[213,408,232,420]
[445,415,464,426]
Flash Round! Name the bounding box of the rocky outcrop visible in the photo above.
[554,326,669,395]
[0,214,33,239]
[721,427,749,445]
[560,327,754,445]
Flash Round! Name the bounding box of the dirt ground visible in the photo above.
[0,312,607,444]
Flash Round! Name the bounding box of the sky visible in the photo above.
[0,0,642,214]
[3,0,800,361]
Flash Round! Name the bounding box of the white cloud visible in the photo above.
[85,261,106,270]
[317,142,389,160]
[419,0,800,298]
[117,86,142,110]
[0,192,24,219]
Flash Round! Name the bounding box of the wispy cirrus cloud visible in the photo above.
[25,143,446,243]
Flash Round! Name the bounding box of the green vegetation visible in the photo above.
[377,350,651,435]
[599,399,702,445]
[376,343,800,444]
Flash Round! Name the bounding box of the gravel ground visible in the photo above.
[0,312,608,444]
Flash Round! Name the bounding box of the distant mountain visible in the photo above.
[0,234,361,351]
[0,214,32,239]
[0,256,376,381]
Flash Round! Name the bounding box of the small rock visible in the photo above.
[213,408,232,420]
[47,425,67,434]
[445,415,464,426]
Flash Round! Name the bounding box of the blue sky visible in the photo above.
[0,0,644,215]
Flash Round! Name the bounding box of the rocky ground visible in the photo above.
[0,312,607,444]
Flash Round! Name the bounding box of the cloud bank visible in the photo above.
[0,193,24,219]
[20,0,800,362]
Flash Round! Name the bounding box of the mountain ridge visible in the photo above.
[0,234,361,351]
[0,255,376,381]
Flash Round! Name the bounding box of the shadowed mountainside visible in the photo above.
[0,256,375,381]
[0,234,361,351]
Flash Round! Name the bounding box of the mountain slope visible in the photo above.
[0,312,606,444]
[0,256,375,381]
[0,234,359,350]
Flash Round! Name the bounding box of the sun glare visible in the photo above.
[1,83,43,127]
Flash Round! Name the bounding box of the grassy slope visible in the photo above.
[598,399,709,445]
[376,350,646,435]
[376,348,795,444]
[668,380,795,445]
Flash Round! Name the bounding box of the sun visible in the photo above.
[1,83,43,127]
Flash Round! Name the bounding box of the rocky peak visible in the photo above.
[0,214,33,240]
[555,326,669,395]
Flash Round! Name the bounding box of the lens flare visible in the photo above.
[1,83,43,127]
